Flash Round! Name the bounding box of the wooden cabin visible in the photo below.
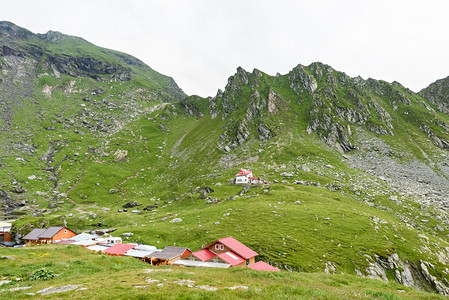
[174,236,259,268]
[205,236,258,265]
[147,246,191,266]
[0,232,12,242]
[22,227,76,246]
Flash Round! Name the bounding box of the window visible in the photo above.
[64,230,67,233]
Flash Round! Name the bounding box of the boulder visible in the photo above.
[123,201,140,208]
[280,172,294,177]
[108,188,119,194]
[94,228,116,235]
[47,202,58,209]
[199,186,214,194]
[11,186,26,193]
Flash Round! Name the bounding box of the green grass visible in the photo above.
[0,245,443,299]
[3,37,449,297]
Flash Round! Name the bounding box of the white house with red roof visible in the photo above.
[234,169,260,184]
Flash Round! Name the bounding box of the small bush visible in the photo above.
[28,268,56,281]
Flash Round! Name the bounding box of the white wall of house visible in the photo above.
[236,176,249,183]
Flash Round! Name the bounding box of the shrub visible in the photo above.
[28,268,56,281]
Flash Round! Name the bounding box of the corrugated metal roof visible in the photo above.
[22,228,47,240]
[248,261,280,272]
[216,236,258,259]
[192,249,216,261]
[103,243,137,255]
[217,251,246,266]
[71,240,98,246]
[173,259,231,268]
[150,246,190,260]
[124,249,158,258]
[87,245,110,252]
[38,227,64,239]
[69,233,97,241]
[134,244,157,251]
[53,240,76,245]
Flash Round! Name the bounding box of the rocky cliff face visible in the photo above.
[181,62,445,154]
[420,76,449,114]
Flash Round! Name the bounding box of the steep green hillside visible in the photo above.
[3,22,449,296]
[0,21,185,214]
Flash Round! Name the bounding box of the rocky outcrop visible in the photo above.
[47,55,131,81]
[420,76,449,114]
[420,261,449,295]
[288,64,318,95]
[360,253,449,295]
[420,124,449,150]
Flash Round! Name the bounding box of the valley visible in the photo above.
[2,21,449,296]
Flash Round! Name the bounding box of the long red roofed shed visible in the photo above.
[248,261,280,272]
[103,243,136,256]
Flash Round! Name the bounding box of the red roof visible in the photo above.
[215,236,258,259]
[217,251,246,266]
[248,261,280,272]
[192,249,216,261]
[103,243,137,255]
[248,177,259,180]
[235,169,252,177]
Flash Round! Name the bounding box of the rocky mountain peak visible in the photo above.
[420,76,449,114]
[0,21,33,39]
[37,30,68,43]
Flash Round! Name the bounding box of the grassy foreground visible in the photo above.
[0,245,443,299]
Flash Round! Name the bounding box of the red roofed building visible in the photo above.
[175,236,256,268]
[248,261,280,272]
[103,243,137,256]
[234,169,260,184]
[206,236,259,265]
[217,251,246,266]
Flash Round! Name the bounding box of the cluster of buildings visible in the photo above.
[21,226,279,272]
[9,169,276,271]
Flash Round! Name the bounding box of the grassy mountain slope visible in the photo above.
[0,245,443,299]
[0,245,444,299]
[3,22,449,295]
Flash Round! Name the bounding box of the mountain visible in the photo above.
[2,21,449,295]
[0,20,185,212]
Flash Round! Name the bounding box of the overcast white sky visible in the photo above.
[2,1,449,97]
